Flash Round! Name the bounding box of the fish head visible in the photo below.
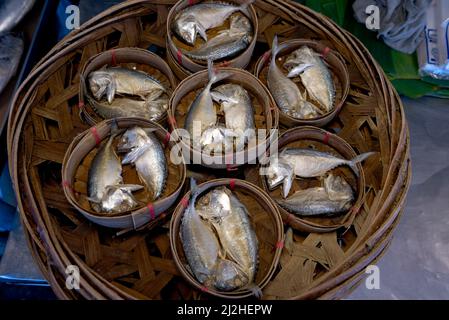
[117,127,148,152]
[88,71,113,101]
[265,160,293,193]
[324,174,354,201]
[174,15,198,45]
[214,259,249,291]
[100,185,140,213]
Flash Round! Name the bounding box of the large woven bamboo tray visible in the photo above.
[7,0,410,300]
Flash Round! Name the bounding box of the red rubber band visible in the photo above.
[62,180,72,191]
[177,49,183,65]
[78,101,85,109]
[263,51,271,65]
[91,127,101,146]
[188,0,195,5]
[285,213,294,225]
[147,203,156,220]
[229,179,236,190]
[321,47,331,59]
[322,132,331,145]
[163,132,171,147]
[276,241,284,249]
[181,196,189,208]
[111,49,117,66]
[200,286,209,293]
[226,164,238,172]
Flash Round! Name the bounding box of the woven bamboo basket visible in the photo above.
[61,118,186,229]
[168,66,279,169]
[79,47,177,126]
[170,178,283,299]
[7,0,411,300]
[254,39,350,128]
[166,0,259,76]
[259,126,367,233]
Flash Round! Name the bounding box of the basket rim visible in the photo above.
[254,38,350,126]
[169,178,284,299]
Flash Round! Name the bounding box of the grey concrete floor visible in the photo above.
[349,96,449,299]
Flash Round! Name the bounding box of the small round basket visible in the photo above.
[61,117,186,229]
[168,66,279,169]
[254,39,350,128]
[169,178,284,299]
[260,126,366,233]
[79,47,177,126]
[166,0,258,78]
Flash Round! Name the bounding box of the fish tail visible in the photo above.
[207,59,232,87]
[271,35,289,65]
[239,0,254,16]
[349,152,376,176]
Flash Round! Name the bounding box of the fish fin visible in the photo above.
[106,77,117,104]
[210,91,239,106]
[270,35,289,64]
[207,59,232,86]
[282,167,294,199]
[87,197,101,204]
[239,0,254,17]
[286,63,314,78]
[349,152,376,176]
[121,145,151,164]
[116,184,144,193]
[197,22,208,42]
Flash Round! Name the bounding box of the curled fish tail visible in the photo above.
[348,152,376,176]
[207,59,233,87]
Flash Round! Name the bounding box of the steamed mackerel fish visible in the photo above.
[0,33,23,95]
[88,95,168,121]
[284,46,335,113]
[173,1,251,45]
[87,130,142,214]
[267,36,322,119]
[185,14,253,62]
[266,148,374,198]
[197,187,258,288]
[276,174,354,216]
[118,127,167,201]
[88,67,166,104]
[181,181,222,286]
[211,83,255,150]
[184,61,232,147]
[200,124,235,154]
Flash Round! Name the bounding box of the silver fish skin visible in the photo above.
[279,148,375,178]
[200,124,236,154]
[267,36,322,120]
[88,67,166,104]
[0,33,23,94]
[181,179,222,286]
[197,187,258,285]
[276,174,354,216]
[87,130,142,213]
[173,2,251,45]
[0,0,35,34]
[184,60,232,139]
[264,158,295,199]
[284,46,335,113]
[119,127,167,201]
[211,83,255,151]
[88,95,168,121]
[184,14,252,62]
